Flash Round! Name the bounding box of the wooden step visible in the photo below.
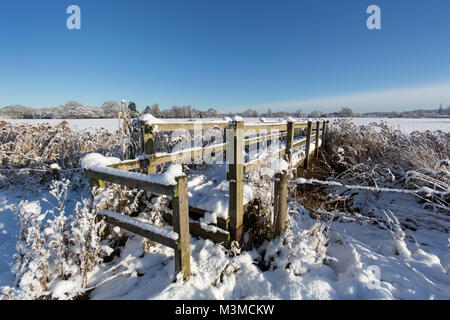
[162,212,230,246]
[188,206,229,231]
[166,201,230,231]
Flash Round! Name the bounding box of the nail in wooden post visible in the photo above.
[273,170,288,237]
[228,120,244,243]
[143,124,157,174]
[286,121,295,163]
[314,121,320,158]
[304,121,313,169]
[172,175,191,280]
[89,178,105,195]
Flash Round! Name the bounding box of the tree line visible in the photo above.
[1,101,449,119]
[0,101,219,119]
[0,101,123,119]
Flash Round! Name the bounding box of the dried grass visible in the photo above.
[0,121,127,189]
[321,119,449,190]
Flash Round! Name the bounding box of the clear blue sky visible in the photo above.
[1,0,449,113]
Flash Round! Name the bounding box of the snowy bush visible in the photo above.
[9,179,112,299]
[323,119,449,187]
[13,200,51,297]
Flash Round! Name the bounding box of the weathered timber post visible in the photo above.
[227,120,244,243]
[172,175,191,280]
[314,121,320,158]
[256,132,260,154]
[273,170,288,237]
[322,120,329,145]
[304,121,313,170]
[143,124,157,174]
[286,121,295,163]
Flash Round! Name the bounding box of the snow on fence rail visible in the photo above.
[83,118,328,281]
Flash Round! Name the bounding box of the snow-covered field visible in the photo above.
[344,117,450,134]
[1,186,448,299]
[2,117,450,133]
[0,116,449,300]
[0,118,122,132]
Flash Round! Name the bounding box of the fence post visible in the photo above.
[273,170,288,237]
[228,120,244,243]
[143,124,157,174]
[172,175,191,280]
[314,121,320,158]
[323,120,328,145]
[304,121,313,170]
[286,121,295,163]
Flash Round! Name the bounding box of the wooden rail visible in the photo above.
[156,121,228,132]
[154,143,226,166]
[244,131,287,146]
[85,166,191,280]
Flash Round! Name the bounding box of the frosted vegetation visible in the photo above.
[0,116,449,300]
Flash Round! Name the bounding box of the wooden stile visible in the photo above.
[96,119,326,252]
[85,119,329,281]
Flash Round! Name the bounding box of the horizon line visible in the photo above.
[241,82,450,114]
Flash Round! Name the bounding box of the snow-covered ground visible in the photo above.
[0,118,122,132]
[1,185,448,299]
[2,117,450,133]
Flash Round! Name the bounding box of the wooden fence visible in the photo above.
[85,118,328,280]
[141,119,328,242]
[85,167,191,280]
